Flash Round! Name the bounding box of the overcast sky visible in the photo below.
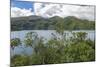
[11,0,95,21]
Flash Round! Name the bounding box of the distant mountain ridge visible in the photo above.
[11,16,95,31]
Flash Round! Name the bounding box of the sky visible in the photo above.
[11,0,34,17]
[11,0,95,21]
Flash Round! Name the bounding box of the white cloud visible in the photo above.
[11,7,34,17]
[34,3,95,21]
[11,2,95,21]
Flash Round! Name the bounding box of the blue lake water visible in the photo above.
[11,30,95,56]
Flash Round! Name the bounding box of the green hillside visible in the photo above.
[11,16,95,31]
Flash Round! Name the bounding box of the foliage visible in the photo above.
[11,16,95,66]
[24,32,38,48]
[11,16,95,31]
[70,32,87,43]
[11,31,95,66]
[11,55,31,67]
[65,42,95,62]
[11,38,21,50]
[55,18,65,35]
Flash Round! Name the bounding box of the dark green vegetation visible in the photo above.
[11,16,95,31]
[11,38,21,50]
[11,32,95,66]
[11,16,95,67]
[11,31,95,66]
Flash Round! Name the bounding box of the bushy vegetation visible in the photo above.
[11,16,95,66]
[11,32,95,66]
[11,16,95,31]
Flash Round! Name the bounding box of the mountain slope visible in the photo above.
[11,16,95,31]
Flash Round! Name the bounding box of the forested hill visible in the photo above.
[11,16,95,31]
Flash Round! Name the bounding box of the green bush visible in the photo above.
[11,55,31,67]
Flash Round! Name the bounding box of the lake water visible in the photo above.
[11,30,95,56]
